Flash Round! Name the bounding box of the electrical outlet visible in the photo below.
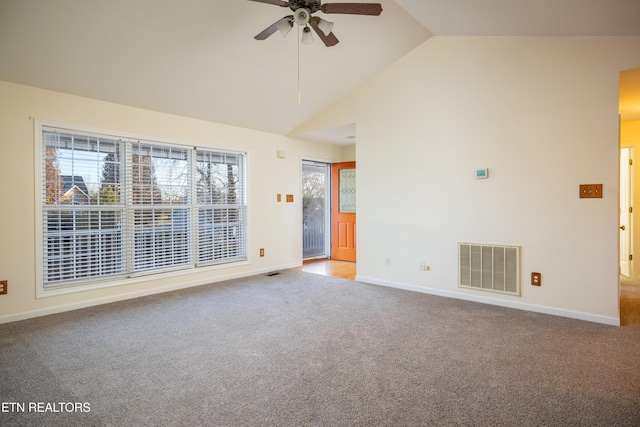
[0,280,7,295]
[531,272,541,286]
[260,248,264,257]
[385,258,391,266]
[419,262,430,271]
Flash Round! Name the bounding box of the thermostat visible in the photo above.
[475,168,488,179]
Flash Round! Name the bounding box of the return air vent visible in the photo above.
[459,243,520,296]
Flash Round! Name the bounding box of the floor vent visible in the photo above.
[265,271,281,277]
[459,243,520,296]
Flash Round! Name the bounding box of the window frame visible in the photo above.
[35,120,249,298]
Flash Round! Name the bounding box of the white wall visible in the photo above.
[0,81,342,323]
[299,36,640,324]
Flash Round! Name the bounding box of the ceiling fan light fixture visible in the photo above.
[301,26,314,45]
[316,18,334,36]
[277,19,293,37]
[294,8,311,26]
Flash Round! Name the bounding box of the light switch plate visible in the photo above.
[579,184,602,198]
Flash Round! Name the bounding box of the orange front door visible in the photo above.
[331,162,356,261]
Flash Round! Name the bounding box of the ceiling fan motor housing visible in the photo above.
[289,0,322,13]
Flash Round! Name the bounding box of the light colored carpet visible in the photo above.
[1,270,640,426]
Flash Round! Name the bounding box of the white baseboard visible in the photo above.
[0,263,299,325]
[2,268,619,327]
[356,275,620,327]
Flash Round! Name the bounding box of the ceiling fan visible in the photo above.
[248,0,383,47]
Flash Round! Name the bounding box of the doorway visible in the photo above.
[619,67,640,326]
[302,160,330,259]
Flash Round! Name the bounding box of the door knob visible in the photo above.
[620,225,626,230]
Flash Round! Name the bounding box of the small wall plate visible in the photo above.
[475,168,488,179]
[579,184,602,198]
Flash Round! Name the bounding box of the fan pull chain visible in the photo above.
[297,25,301,105]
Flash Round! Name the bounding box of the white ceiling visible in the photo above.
[397,0,640,36]
[0,0,639,145]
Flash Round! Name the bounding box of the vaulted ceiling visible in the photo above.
[1,0,639,144]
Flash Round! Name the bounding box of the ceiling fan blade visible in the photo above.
[254,16,293,40]
[321,3,382,16]
[246,0,289,7]
[309,17,339,47]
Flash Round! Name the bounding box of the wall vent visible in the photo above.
[459,243,520,296]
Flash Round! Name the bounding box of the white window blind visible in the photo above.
[40,125,247,289]
[195,150,246,265]
[43,131,125,284]
[130,142,192,273]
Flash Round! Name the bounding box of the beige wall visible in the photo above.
[299,36,640,324]
[0,81,342,323]
[340,144,356,162]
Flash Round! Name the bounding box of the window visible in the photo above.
[38,123,247,293]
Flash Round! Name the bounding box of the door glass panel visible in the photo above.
[339,168,356,213]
